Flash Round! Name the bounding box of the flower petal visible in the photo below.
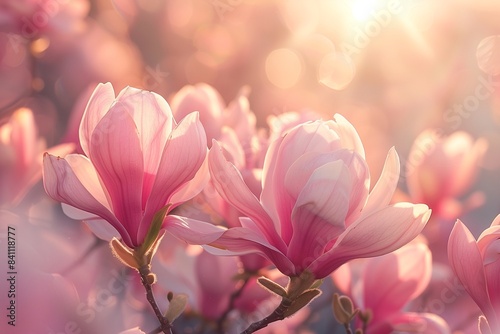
[170,83,225,141]
[208,140,286,252]
[89,107,144,245]
[309,203,430,278]
[112,87,173,177]
[286,161,350,270]
[261,121,341,244]
[205,222,296,276]
[448,220,497,323]
[164,215,226,245]
[363,243,432,320]
[141,112,207,242]
[362,147,400,218]
[327,114,365,159]
[42,154,131,246]
[79,82,115,157]
[389,312,451,334]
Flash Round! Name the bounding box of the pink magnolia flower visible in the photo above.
[332,242,450,334]
[406,130,487,220]
[207,114,431,279]
[0,107,73,207]
[42,82,214,249]
[170,83,229,143]
[448,217,500,332]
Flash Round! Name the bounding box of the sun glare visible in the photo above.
[350,0,380,22]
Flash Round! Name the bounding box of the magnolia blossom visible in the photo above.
[332,242,450,334]
[0,107,73,207]
[206,114,431,279]
[448,217,500,332]
[42,82,215,249]
[406,130,487,220]
[171,84,256,145]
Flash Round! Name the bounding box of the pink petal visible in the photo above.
[42,154,131,246]
[112,86,173,177]
[64,154,111,210]
[89,107,144,245]
[261,121,342,244]
[208,140,286,252]
[205,223,296,276]
[164,215,226,245]
[361,147,400,218]
[327,114,365,159]
[389,312,451,334]
[62,203,120,241]
[79,82,115,157]
[84,218,121,241]
[170,83,225,141]
[168,157,210,208]
[309,203,430,278]
[141,112,207,242]
[448,220,497,323]
[477,224,500,322]
[286,161,351,269]
[363,243,432,320]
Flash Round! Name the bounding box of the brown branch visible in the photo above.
[240,297,293,334]
[138,266,173,334]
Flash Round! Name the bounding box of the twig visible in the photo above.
[240,297,293,334]
[138,265,173,334]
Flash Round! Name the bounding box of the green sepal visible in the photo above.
[137,204,171,257]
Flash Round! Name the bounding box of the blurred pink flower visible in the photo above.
[0,107,73,207]
[406,130,487,220]
[207,114,430,279]
[42,82,214,248]
[448,217,500,332]
[0,0,89,37]
[170,83,228,143]
[333,242,450,334]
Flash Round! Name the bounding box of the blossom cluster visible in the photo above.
[1,1,499,334]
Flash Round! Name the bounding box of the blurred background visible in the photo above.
[2,0,500,218]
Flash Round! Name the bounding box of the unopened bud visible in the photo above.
[165,293,188,323]
[332,293,358,325]
[146,273,156,285]
[359,309,372,324]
